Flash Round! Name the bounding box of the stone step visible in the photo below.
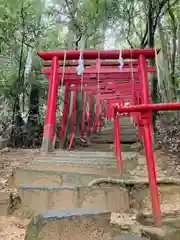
[101,127,137,132]
[37,155,116,161]
[33,152,139,167]
[30,157,138,174]
[11,179,180,218]
[42,151,138,160]
[101,130,137,134]
[22,152,139,178]
[25,208,122,240]
[32,157,117,168]
[93,134,139,143]
[13,184,129,218]
[34,157,134,164]
[100,117,139,143]
[50,150,115,157]
[10,167,122,188]
[29,164,121,175]
[78,144,135,152]
[25,208,180,240]
[24,208,180,240]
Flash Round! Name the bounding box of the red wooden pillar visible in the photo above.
[42,56,59,153]
[99,101,103,131]
[114,115,117,156]
[68,90,77,150]
[60,85,69,143]
[87,95,93,135]
[81,92,87,136]
[94,99,100,133]
[114,115,122,175]
[138,54,161,226]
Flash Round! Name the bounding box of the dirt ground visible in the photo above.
[0,147,180,239]
[0,148,40,239]
[0,216,30,240]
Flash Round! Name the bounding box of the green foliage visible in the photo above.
[0,0,180,145]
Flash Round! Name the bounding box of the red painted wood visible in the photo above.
[39,48,171,228]
[38,48,159,60]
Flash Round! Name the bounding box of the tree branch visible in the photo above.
[159,0,180,19]
[140,23,148,48]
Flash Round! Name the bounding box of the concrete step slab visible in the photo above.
[31,155,138,174]
[25,208,123,240]
[29,152,139,175]
[10,178,180,219]
[50,151,115,157]
[36,155,116,161]
[38,152,139,162]
[93,137,139,143]
[93,134,139,141]
[10,167,122,188]
[29,164,121,175]
[32,159,118,167]
[34,157,135,164]
[50,150,137,157]
[13,184,130,218]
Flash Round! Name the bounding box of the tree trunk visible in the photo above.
[168,7,177,101]
[177,22,180,77]
[60,22,75,148]
[147,1,158,131]
[158,21,173,102]
[25,84,40,147]
[10,97,24,147]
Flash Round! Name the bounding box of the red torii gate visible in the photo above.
[38,48,180,227]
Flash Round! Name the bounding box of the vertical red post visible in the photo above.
[94,99,100,133]
[114,115,117,156]
[68,90,77,150]
[42,56,59,153]
[81,92,87,136]
[99,101,103,132]
[60,85,69,143]
[103,101,107,120]
[106,101,110,119]
[138,54,161,226]
[115,115,122,175]
[87,95,93,135]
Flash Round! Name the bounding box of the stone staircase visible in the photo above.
[95,117,139,143]
[9,150,139,218]
[4,117,180,239]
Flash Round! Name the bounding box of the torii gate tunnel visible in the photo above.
[38,49,180,227]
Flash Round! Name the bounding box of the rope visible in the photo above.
[81,69,84,91]
[119,49,124,72]
[76,51,84,91]
[80,51,84,91]
[79,37,85,91]
[97,51,100,94]
[61,51,66,87]
[76,51,84,75]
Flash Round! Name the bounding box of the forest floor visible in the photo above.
[0,147,180,239]
[0,148,39,240]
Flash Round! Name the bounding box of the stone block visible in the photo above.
[13,185,130,218]
[25,208,112,240]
